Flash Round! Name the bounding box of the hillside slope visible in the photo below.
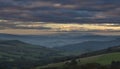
[0,40,63,67]
[55,38,120,55]
[39,46,120,69]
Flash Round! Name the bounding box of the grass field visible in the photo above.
[79,52,120,65]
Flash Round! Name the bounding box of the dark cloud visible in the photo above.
[0,0,120,23]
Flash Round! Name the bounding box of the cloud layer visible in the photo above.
[0,0,120,23]
[0,20,120,32]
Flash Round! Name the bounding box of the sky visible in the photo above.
[0,0,120,35]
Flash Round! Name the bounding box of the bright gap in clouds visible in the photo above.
[0,20,120,35]
[16,23,120,32]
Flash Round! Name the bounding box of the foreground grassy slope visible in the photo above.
[80,52,120,65]
[39,52,120,69]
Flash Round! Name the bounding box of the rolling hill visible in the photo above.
[0,33,119,47]
[0,39,64,67]
[55,38,120,55]
[38,46,120,69]
[38,52,120,69]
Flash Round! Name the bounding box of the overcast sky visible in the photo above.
[0,0,120,35]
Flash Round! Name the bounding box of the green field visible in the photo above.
[80,52,120,65]
[39,52,120,69]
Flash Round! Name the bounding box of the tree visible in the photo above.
[69,59,78,65]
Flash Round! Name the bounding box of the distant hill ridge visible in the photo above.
[0,40,28,45]
[79,45,120,58]
[0,33,119,47]
[55,38,120,55]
